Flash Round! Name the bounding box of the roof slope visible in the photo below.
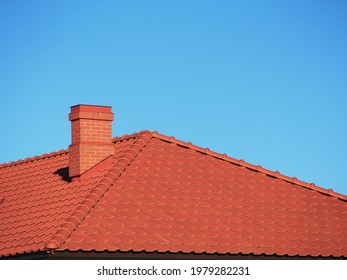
[1,131,346,258]
[0,152,116,257]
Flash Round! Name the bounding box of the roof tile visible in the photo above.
[1,131,346,258]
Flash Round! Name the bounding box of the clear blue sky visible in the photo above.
[1,1,346,195]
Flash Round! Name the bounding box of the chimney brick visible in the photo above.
[68,104,114,178]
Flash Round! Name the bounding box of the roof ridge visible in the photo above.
[45,131,153,252]
[0,130,152,169]
[0,149,68,169]
[152,131,347,202]
[112,130,152,143]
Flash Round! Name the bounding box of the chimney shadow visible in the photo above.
[54,167,71,183]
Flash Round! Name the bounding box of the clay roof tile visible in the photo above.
[1,130,346,258]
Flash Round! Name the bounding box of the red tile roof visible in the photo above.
[1,131,346,258]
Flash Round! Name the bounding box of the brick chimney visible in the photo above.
[68,104,114,179]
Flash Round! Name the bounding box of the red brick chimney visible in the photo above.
[68,104,114,179]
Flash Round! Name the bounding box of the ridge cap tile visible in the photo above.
[45,131,153,252]
[112,130,153,143]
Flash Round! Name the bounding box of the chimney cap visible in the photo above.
[70,104,112,113]
[69,104,114,121]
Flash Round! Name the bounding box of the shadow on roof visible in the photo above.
[53,167,71,183]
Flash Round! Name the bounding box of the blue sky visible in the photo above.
[1,0,346,195]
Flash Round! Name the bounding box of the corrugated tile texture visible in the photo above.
[60,136,347,257]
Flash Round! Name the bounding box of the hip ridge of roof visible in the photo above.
[45,131,153,253]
